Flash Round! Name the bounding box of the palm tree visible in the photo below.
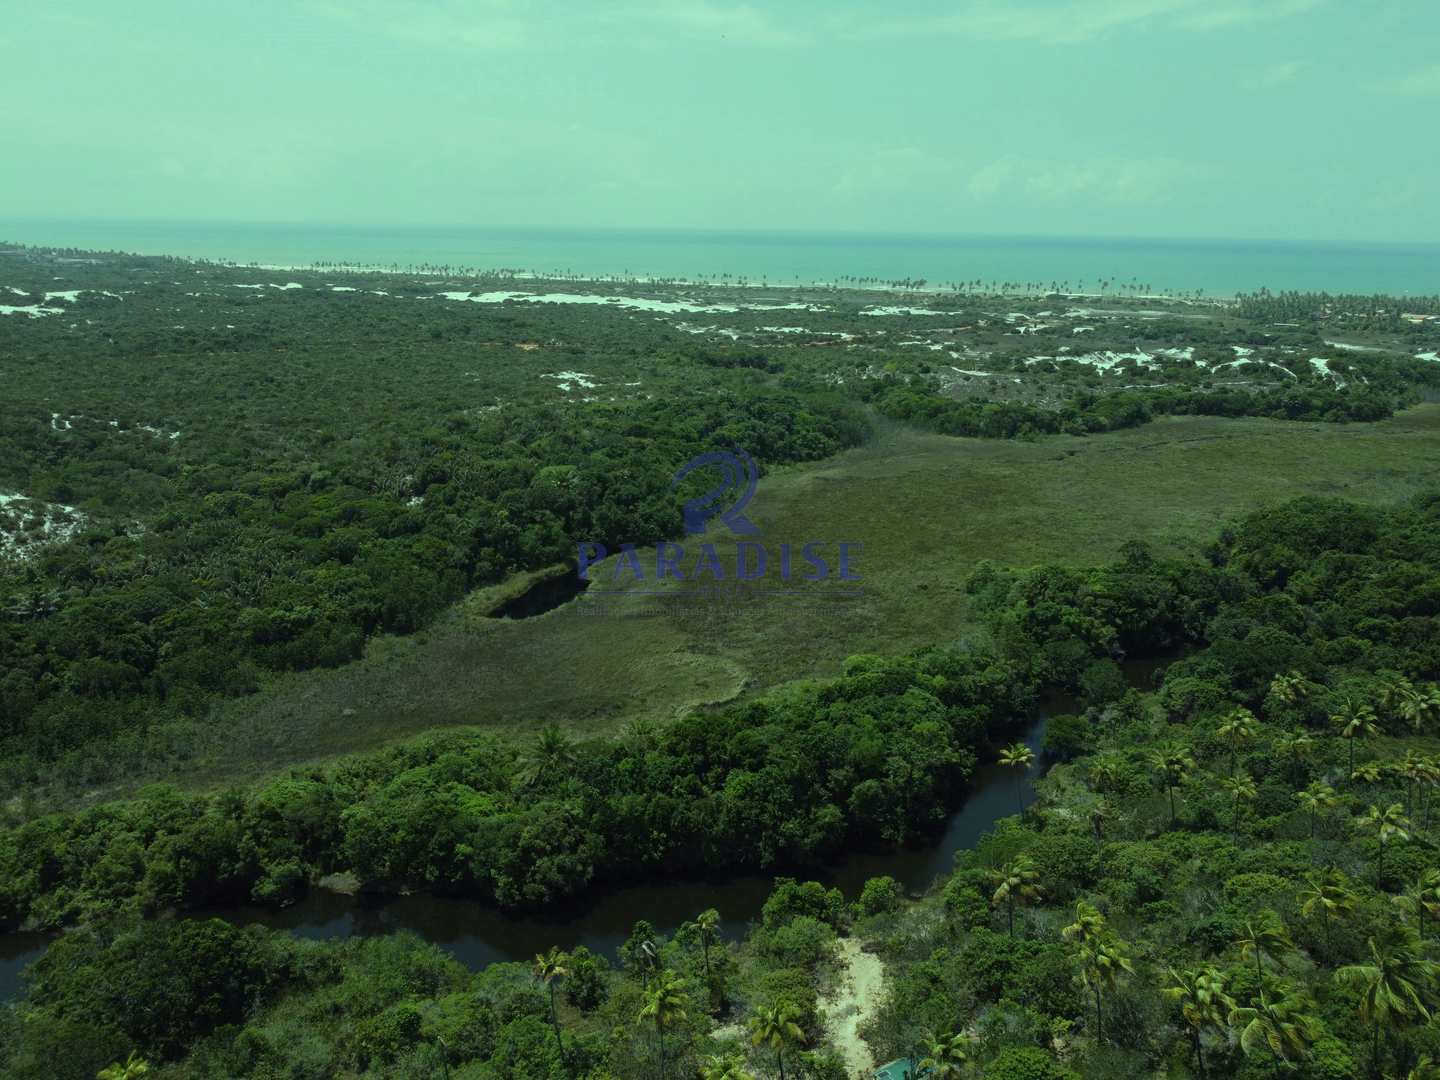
[1335,931,1440,1076]
[1162,965,1234,1077]
[699,1053,755,1080]
[749,1002,805,1080]
[1333,698,1380,781]
[999,741,1035,817]
[522,725,578,789]
[1299,868,1356,951]
[1353,760,1386,786]
[1217,708,1258,776]
[1147,741,1196,825]
[695,908,721,1000]
[1295,780,1339,841]
[97,1053,150,1080]
[1393,869,1440,938]
[638,972,690,1080]
[1088,753,1124,794]
[1274,730,1316,784]
[533,946,569,1059]
[1228,985,1322,1067]
[1396,682,1440,734]
[917,1031,972,1078]
[1269,670,1310,707]
[1234,911,1295,988]
[1356,802,1412,887]
[1220,773,1258,839]
[1062,899,1107,946]
[1397,750,1429,817]
[1409,1056,1440,1080]
[988,855,1043,938]
[1073,934,1134,1044]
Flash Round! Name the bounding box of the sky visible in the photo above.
[2,0,1438,242]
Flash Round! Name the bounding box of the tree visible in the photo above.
[1355,803,1411,887]
[638,971,690,1080]
[1299,868,1356,951]
[695,907,721,1007]
[1270,671,1310,707]
[988,855,1043,938]
[918,1030,973,1078]
[522,726,578,789]
[749,1002,805,1080]
[533,946,569,1060]
[699,1054,755,1080]
[1333,698,1380,781]
[1217,708,1258,777]
[1228,985,1322,1067]
[999,741,1035,818]
[1062,900,1107,947]
[1393,869,1440,938]
[1274,730,1316,784]
[1073,934,1134,1044]
[1295,780,1339,841]
[1162,965,1234,1077]
[97,1053,151,1080]
[1087,754,1124,795]
[1147,741,1195,825]
[1234,911,1295,989]
[1334,931,1440,1076]
[1396,683,1440,734]
[1220,773,1258,839]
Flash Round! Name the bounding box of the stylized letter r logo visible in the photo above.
[672,448,760,536]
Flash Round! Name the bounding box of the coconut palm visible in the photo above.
[988,855,1043,938]
[1062,899,1107,946]
[1394,869,1440,938]
[1274,730,1316,784]
[98,1054,150,1080]
[1220,773,1258,839]
[917,1031,972,1078]
[695,908,720,989]
[1396,750,1429,818]
[1292,784,1337,852]
[1234,911,1295,988]
[749,1002,805,1080]
[1217,708,1258,776]
[999,741,1035,817]
[1228,985,1322,1067]
[1147,741,1196,825]
[699,1054,755,1080]
[1409,1056,1440,1080]
[1269,671,1310,707]
[1161,965,1234,1077]
[1073,934,1134,1044]
[1356,803,1412,887]
[1088,753,1124,795]
[1333,698,1380,781]
[533,946,569,1058]
[522,725,578,789]
[1397,682,1440,734]
[1335,930,1440,1076]
[638,972,689,1080]
[1299,868,1356,951]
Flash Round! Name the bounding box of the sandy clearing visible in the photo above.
[823,938,883,1079]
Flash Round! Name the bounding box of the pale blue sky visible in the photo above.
[3,0,1437,241]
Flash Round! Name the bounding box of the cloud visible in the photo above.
[966,155,1198,205]
[851,0,1322,46]
[1372,63,1440,97]
[1248,59,1307,88]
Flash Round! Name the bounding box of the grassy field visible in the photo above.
[132,404,1440,795]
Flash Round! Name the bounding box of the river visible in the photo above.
[0,659,1173,1002]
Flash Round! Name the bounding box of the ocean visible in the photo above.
[2,220,1437,298]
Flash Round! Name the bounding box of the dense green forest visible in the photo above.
[4,249,1437,803]
[3,492,1439,1078]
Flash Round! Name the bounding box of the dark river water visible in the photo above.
[0,658,1173,1002]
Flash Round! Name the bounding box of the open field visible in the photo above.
[154,403,1440,794]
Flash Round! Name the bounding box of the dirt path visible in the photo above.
[824,937,884,1078]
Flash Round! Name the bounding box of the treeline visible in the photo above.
[1235,288,1440,326]
[0,387,867,788]
[860,378,1409,439]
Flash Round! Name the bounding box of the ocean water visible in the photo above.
[2,220,1438,298]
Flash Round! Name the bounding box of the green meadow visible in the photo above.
[172,403,1440,793]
